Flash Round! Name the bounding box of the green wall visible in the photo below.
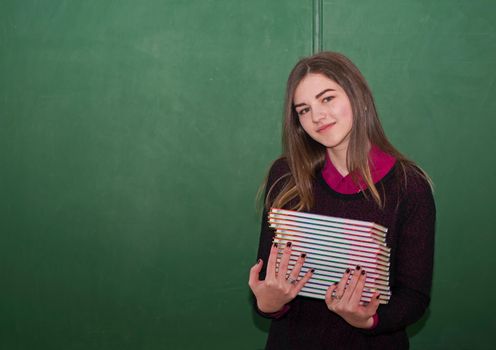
[1,0,495,349]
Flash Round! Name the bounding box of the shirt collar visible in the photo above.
[321,145,396,194]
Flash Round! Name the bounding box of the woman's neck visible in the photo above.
[326,146,349,177]
[327,142,372,177]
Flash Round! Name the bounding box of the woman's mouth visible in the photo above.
[317,123,334,132]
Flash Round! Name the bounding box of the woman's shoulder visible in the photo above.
[267,157,291,183]
[392,161,434,199]
[263,157,293,204]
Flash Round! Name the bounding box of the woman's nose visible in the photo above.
[311,107,326,123]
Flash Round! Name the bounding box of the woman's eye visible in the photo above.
[323,96,334,103]
[298,108,309,116]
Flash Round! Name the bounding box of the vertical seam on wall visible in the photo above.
[312,0,323,53]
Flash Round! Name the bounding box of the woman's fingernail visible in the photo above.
[301,253,306,258]
[376,294,381,299]
[356,265,361,271]
[257,259,261,264]
[346,268,351,273]
[310,268,315,273]
[361,270,366,275]
[286,241,292,247]
[333,281,338,285]
[273,242,278,248]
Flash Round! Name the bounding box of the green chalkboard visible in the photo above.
[0,0,311,348]
[1,0,495,349]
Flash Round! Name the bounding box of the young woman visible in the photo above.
[248,52,436,349]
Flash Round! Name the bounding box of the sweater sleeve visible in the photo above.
[252,158,292,319]
[359,171,436,335]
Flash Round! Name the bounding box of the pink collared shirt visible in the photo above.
[321,145,396,194]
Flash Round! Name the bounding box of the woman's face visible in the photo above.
[293,73,353,152]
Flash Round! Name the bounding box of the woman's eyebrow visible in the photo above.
[294,88,336,108]
[315,88,335,99]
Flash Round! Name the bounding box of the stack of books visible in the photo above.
[269,208,391,304]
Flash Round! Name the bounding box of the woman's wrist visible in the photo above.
[257,300,285,314]
[257,303,290,319]
[364,316,374,328]
[351,315,376,329]
[360,314,379,329]
[368,313,379,329]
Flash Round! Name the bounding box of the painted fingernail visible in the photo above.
[301,253,306,258]
[286,241,292,247]
[333,281,338,285]
[356,265,361,271]
[361,270,365,275]
[310,268,315,273]
[273,242,278,248]
[346,268,351,273]
[376,294,381,299]
[257,259,261,264]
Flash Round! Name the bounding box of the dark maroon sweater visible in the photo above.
[255,158,436,350]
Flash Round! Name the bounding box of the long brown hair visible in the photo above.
[264,51,430,211]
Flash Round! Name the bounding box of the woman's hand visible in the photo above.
[325,266,381,329]
[249,241,313,313]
